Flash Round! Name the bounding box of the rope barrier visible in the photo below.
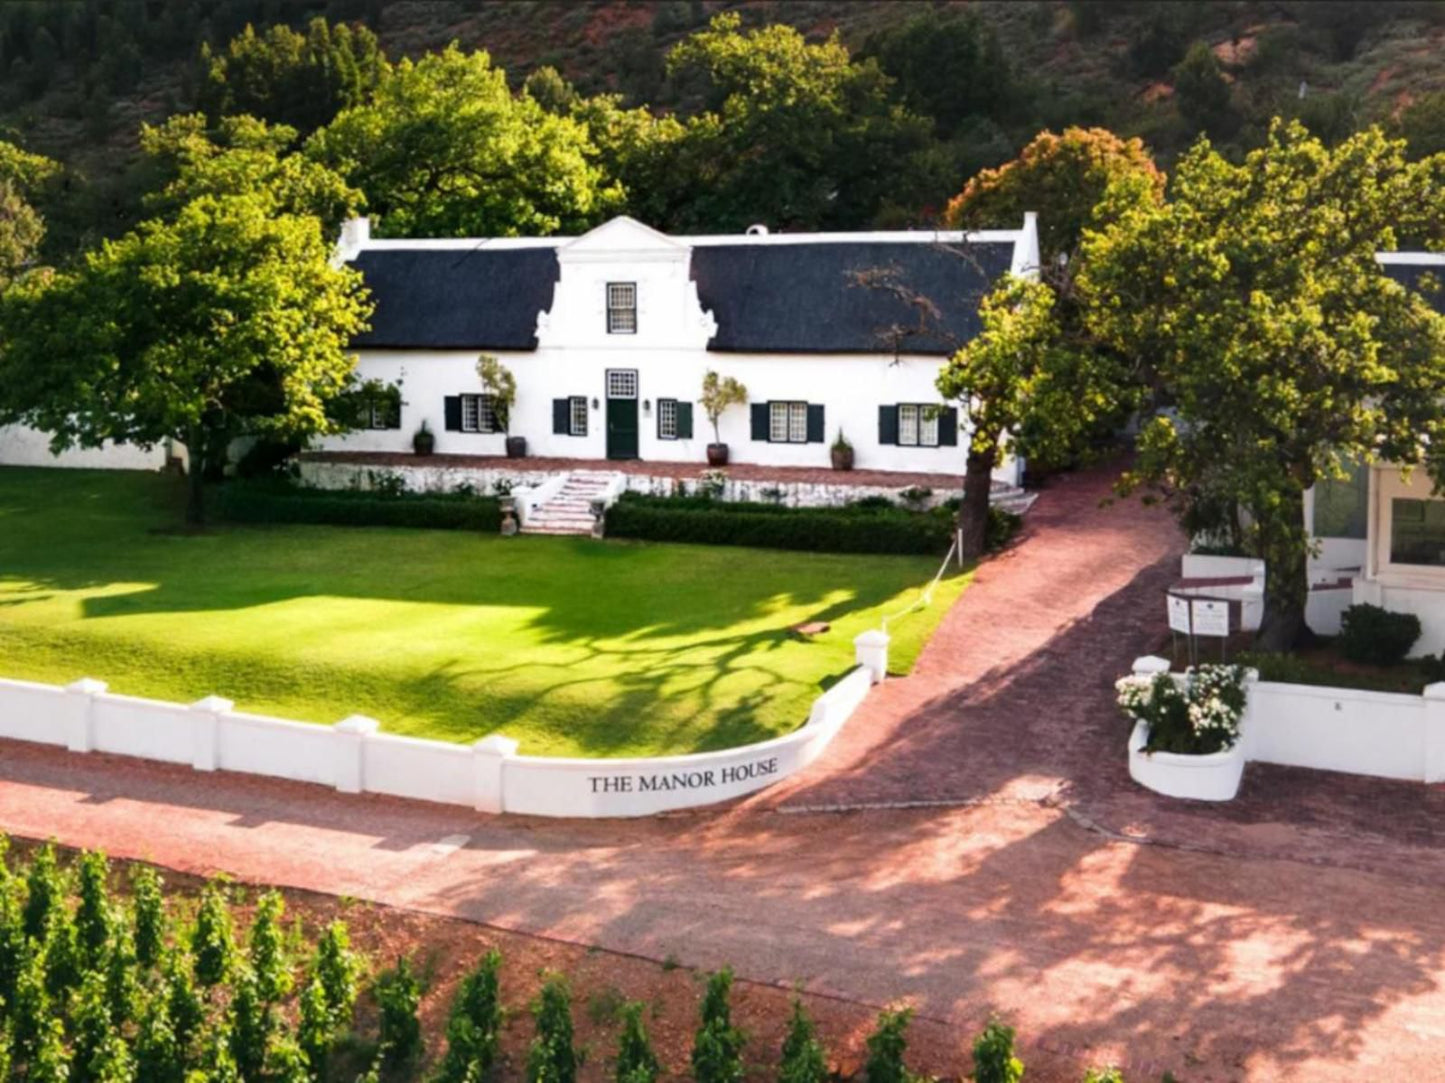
[881,533,959,634]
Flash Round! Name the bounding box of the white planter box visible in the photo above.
[1127,720,1245,802]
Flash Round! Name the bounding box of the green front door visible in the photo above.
[606,370,640,460]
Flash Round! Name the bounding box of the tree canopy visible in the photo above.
[306,45,621,238]
[656,13,934,232]
[1078,120,1445,648]
[0,192,372,522]
[197,17,388,137]
[945,127,1165,265]
[0,140,59,290]
[141,113,364,233]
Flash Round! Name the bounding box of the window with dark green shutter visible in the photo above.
[675,401,693,440]
[763,402,822,443]
[552,398,569,435]
[878,405,899,445]
[750,403,769,441]
[444,396,463,432]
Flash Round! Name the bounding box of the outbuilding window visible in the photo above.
[1391,498,1445,566]
[607,282,637,334]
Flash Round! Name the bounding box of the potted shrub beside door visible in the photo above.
[476,353,525,458]
[700,370,748,467]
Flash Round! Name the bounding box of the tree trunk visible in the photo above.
[185,425,206,527]
[957,442,997,561]
[1253,487,1309,652]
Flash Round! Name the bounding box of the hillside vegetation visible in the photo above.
[3,0,1444,256]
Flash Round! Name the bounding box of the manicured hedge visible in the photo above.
[217,483,502,531]
[604,493,954,554]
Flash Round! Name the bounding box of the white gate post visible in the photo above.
[473,735,518,814]
[63,678,107,753]
[188,695,233,772]
[853,629,890,684]
[333,715,379,794]
[1423,682,1445,783]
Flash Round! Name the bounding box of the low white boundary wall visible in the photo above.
[1132,656,1445,786]
[0,632,887,819]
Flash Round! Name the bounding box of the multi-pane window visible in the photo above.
[769,401,808,443]
[569,396,588,436]
[1313,459,1368,540]
[658,398,678,439]
[1391,498,1445,566]
[607,369,638,399]
[460,393,498,433]
[607,282,637,334]
[898,404,939,447]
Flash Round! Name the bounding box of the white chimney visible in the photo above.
[335,216,371,264]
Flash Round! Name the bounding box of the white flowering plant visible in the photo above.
[1115,664,1247,755]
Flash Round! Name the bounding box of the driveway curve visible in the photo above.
[2,464,1444,1081]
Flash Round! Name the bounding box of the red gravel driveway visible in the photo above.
[2,464,1444,1081]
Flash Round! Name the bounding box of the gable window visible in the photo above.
[898,404,939,447]
[460,393,498,434]
[607,282,637,334]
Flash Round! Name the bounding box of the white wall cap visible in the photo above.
[1423,681,1445,700]
[853,629,891,648]
[65,678,108,696]
[1376,252,1445,266]
[334,714,381,735]
[474,734,520,757]
[189,695,235,713]
[1132,655,1173,675]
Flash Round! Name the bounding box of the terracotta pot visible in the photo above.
[707,443,730,466]
[505,435,527,459]
[831,445,854,471]
[413,430,435,456]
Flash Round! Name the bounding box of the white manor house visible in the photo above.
[312,213,1039,482]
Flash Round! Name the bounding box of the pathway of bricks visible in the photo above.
[2,464,1444,1081]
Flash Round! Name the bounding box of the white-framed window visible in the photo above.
[569,395,588,436]
[607,369,638,399]
[898,404,939,447]
[460,393,498,434]
[658,398,678,439]
[607,282,637,334]
[769,401,808,443]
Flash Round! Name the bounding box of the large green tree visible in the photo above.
[1079,120,1445,649]
[0,192,372,524]
[658,13,934,231]
[197,17,388,137]
[307,45,621,237]
[938,276,1136,559]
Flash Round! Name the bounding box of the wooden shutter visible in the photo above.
[878,405,898,445]
[553,398,569,435]
[676,402,693,440]
[939,406,959,446]
[806,404,825,443]
[444,396,462,432]
[750,403,769,442]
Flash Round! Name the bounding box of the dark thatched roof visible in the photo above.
[690,240,1015,354]
[351,247,560,350]
[1383,262,1445,314]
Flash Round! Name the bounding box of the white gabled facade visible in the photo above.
[319,214,1039,482]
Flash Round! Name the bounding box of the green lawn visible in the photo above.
[0,468,970,757]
